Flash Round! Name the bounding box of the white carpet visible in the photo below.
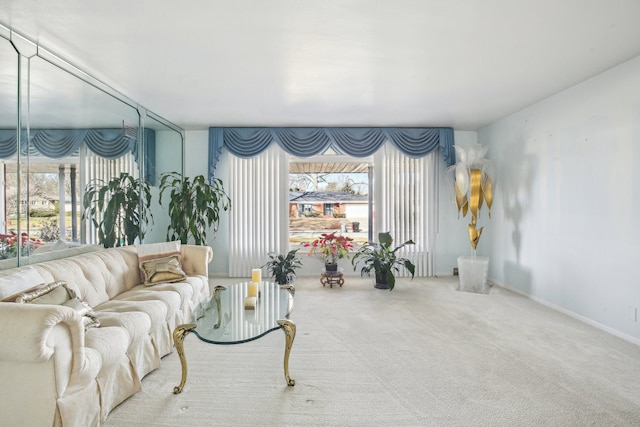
[105,276,640,426]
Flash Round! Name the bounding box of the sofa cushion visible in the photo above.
[0,268,45,301]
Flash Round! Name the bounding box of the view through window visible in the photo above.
[289,157,371,247]
[2,160,80,258]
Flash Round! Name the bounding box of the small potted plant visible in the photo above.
[305,231,354,271]
[351,231,416,290]
[262,249,303,285]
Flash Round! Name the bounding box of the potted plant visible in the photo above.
[159,172,231,244]
[262,249,303,285]
[351,231,416,290]
[304,231,354,271]
[82,172,152,248]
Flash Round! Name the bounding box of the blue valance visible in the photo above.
[0,128,156,184]
[208,127,455,181]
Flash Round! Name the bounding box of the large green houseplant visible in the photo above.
[262,249,303,285]
[159,172,231,244]
[351,231,416,290]
[82,172,152,248]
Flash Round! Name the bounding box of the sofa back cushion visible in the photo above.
[0,268,45,301]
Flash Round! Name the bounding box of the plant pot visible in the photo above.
[374,281,389,290]
[324,263,338,272]
[457,256,489,294]
[374,271,389,289]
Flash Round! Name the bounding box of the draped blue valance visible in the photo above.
[0,128,156,184]
[208,127,455,181]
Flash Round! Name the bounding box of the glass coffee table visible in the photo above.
[172,281,296,394]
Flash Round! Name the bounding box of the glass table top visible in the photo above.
[191,281,294,344]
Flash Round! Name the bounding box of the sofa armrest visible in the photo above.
[180,244,213,277]
[0,303,95,387]
[0,303,99,426]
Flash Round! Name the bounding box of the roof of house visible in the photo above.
[289,191,368,203]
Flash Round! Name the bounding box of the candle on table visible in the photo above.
[248,282,258,297]
[251,268,261,283]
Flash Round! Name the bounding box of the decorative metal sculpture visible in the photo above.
[446,144,496,250]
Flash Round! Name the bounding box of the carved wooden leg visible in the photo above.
[173,323,196,394]
[277,319,296,386]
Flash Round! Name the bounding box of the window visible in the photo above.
[289,153,371,247]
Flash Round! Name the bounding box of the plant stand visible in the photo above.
[320,268,344,288]
[457,256,489,294]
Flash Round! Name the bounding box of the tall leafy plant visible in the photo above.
[159,172,231,245]
[82,172,152,248]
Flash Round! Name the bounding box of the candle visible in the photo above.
[248,282,258,297]
[244,296,257,310]
[251,268,262,283]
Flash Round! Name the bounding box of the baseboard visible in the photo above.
[489,279,640,347]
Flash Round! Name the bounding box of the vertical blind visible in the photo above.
[228,145,289,277]
[374,143,434,276]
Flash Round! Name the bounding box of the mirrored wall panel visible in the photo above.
[145,113,184,243]
[0,27,184,267]
[0,34,19,267]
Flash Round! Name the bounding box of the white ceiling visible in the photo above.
[2,0,640,131]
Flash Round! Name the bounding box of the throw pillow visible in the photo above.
[0,268,46,302]
[16,281,100,330]
[139,255,187,285]
[137,241,187,285]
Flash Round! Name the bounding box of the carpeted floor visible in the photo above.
[105,276,640,426]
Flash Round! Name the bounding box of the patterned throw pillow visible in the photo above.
[137,241,187,285]
[139,255,187,285]
[16,281,100,330]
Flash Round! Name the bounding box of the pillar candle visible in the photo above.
[251,268,261,283]
[248,282,258,297]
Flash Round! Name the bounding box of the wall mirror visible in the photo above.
[0,26,184,267]
[144,113,184,243]
[0,31,18,268]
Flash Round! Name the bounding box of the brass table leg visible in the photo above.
[213,285,226,329]
[173,323,196,394]
[277,318,296,386]
[281,284,295,319]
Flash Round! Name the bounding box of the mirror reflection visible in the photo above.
[0,30,183,266]
[145,114,184,243]
[0,35,18,267]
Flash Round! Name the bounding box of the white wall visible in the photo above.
[478,55,640,342]
[183,130,231,276]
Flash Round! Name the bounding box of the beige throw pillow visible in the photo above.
[137,241,187,285]
[16,281,100,330]
[139,255,187,285]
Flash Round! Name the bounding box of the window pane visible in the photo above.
[289,160,370,246]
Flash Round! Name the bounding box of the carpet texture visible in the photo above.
[104,276,640,426]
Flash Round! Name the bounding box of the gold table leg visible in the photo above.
[173,323,196,394]
[213,285,226,329]
[277,318,296,386]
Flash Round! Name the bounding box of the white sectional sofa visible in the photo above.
[0,242,212,427]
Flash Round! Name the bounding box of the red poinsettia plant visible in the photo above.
[304,232,354,265]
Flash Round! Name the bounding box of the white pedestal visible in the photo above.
[457,256,489,294]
